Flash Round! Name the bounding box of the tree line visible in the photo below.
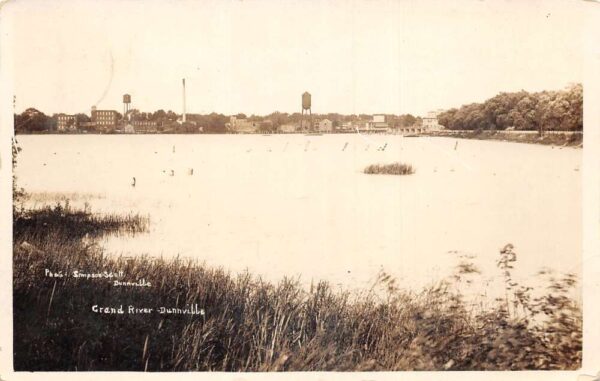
[438,84,582,134]
[13,108,421,134]
[13,84,582,135]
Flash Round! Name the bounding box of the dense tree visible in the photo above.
[258,121,276,133]
[75,113,91,124]
[437,84,582,134]
[151,109,167,121]
[166,110,178,121]
[438,109,457,130]
[399,114,417,128]
[14,108,54,133]
[188,113,228,133]
[265,112,288,130]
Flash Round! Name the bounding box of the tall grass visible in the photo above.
[13,201,148,240]
[13,206,581,371]
[364,162,414,175]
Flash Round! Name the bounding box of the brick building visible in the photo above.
[57,114,77,132]
[91,108,118,131]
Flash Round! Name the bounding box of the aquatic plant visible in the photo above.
[13,202,148,240]
[363,162,414,175]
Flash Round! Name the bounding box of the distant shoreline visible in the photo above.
[14,129,584,147]
[423,130,583,147]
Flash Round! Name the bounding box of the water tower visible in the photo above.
[301,92,312,131]
[123,94,131,119]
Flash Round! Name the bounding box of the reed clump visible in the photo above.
[364,162,414,175]
[14,201,149,240]
[13,206,581,371]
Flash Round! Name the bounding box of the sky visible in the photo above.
[3,0,586,117]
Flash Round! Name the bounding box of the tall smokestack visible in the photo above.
[182,78,187,123]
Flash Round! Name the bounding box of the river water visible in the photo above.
[16,134,581,300]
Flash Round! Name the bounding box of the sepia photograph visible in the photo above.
[1,0,599,377]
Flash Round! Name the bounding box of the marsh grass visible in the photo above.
[364,162,414,175]
[13,201,148,240]
[13,206,581,371]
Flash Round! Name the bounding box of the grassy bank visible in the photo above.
[13,204,582,371]
[424,130,583,147]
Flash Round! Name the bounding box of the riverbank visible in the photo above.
[423,130,583,147]
[13,203,582,371]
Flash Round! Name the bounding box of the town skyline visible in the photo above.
[6,0,583,117]
[14,81,582,136]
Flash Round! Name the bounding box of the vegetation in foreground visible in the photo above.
[14,201,148,240]
[364,162,415,176]
[13,203,582,371]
